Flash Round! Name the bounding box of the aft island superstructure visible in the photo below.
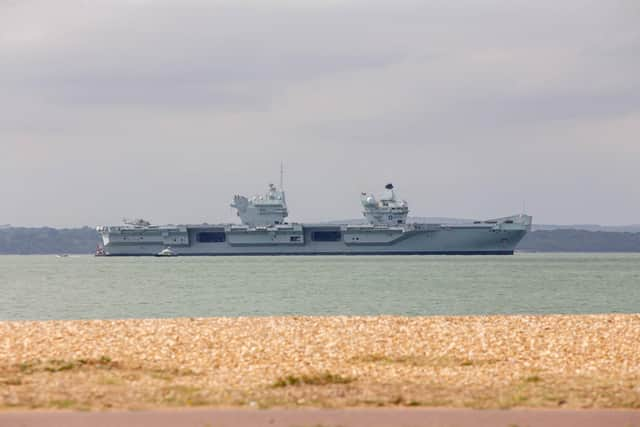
[96,183,532,256]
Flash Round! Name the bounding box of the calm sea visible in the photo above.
[1,253,639,321]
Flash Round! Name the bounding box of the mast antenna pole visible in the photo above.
[280,161,284,190]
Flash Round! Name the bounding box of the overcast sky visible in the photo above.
[1,0,639,227]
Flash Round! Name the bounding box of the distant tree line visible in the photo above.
[1,227,640,254]
[517,229,640,252]
[0,227,100,255]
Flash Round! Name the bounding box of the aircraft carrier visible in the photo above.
[96,182,532,256]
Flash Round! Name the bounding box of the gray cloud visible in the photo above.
[1,0,639,227]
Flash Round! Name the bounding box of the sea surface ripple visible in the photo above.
[1,253,639,320]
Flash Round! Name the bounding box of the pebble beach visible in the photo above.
[1,315,639,410]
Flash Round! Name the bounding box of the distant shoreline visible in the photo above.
[2,227,640,254]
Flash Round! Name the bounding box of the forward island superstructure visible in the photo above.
[96,182,531,256]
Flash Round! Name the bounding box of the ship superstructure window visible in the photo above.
[311,231,341,242]
[197,232,226,243]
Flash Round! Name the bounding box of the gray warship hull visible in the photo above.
[96,217,530,256]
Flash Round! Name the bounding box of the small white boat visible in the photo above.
[156,247,177,257]
[56,254,70,258]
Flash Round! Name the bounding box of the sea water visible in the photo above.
[1,253,639,320]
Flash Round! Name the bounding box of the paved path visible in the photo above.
[1,409,639,427]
